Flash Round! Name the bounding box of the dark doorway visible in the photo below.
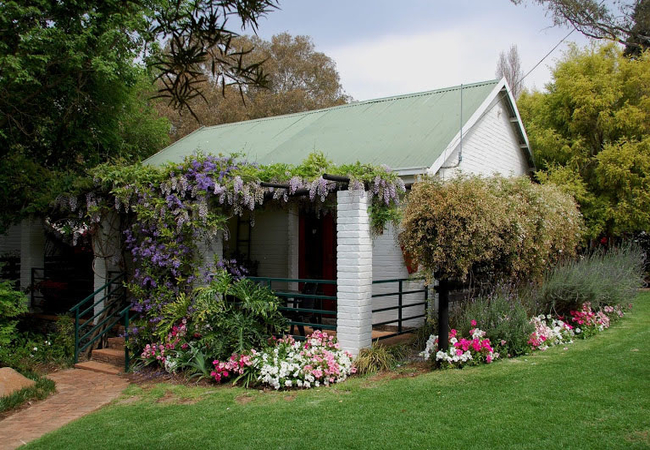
[299,211,336,309]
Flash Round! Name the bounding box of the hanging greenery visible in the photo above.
[57,152,405,346]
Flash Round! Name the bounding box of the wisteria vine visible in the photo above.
[60,152,405,345]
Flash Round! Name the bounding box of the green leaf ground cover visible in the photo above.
[25,293,650,450]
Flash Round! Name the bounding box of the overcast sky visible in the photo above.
[253,0,591,100]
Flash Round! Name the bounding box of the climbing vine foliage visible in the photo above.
[64,153,404,343]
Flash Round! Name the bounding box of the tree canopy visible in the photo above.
[511,0,650,55]
[157,33,350,142]
[0,0,278,232]
[518,44,650,238]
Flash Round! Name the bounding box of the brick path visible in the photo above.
[0,369,129,450]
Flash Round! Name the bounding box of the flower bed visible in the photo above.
[421,302,632,369]
[420,324,499,368]
[210,331,356,390]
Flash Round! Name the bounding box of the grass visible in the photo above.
[0,371,56,414]
[24,293,650,450]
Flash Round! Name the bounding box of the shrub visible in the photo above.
[137,270,288,373]
[451,290,534,357]
[400,175,583,285]
[0,279,28,349]
[536,244,645,315]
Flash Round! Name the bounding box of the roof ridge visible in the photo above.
[198,79,500,131]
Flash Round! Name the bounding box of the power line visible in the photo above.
[440,27,577,173]
[519,28,575,88]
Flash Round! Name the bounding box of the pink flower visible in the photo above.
[471,320,477,327]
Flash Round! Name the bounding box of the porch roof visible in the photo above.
[144,79,500,171]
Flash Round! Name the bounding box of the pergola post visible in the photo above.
[287,203,300,291]
[20,217,45,306]
[93,211,122,318]
[198,231,224,273]
[336,190,373,356]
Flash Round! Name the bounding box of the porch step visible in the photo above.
[75,360,122,375]
[107,337,125,349]
[91,348,125,366]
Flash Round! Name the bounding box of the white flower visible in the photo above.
[33,347,38,351]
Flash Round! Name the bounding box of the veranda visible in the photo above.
[84,185,430,356]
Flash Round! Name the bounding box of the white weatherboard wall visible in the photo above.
[0,224,21,256]
[336,190,372,356]
[372,224,427,328]
[438,96,529,179]
[249,208,290,281]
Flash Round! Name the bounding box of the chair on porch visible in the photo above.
[289,282,320,336]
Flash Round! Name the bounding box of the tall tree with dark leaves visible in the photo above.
[0,0,278,231]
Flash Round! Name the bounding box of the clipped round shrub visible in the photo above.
[400,175,583,284]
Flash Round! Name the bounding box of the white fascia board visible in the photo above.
[394,167,429,177]
[500,79,535,171]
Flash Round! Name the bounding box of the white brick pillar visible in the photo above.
[20,217,45,304]
[93,211,122,317]
[336,190,373,356]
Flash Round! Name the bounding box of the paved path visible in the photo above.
[0,369,129,450]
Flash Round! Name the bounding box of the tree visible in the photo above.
[518,44,650,238]
[496,45,524,98]
[156,33,350,141]
[0,0,277,231]
[511,0,650,55]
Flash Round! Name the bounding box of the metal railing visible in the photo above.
[371,278,430,340]
[247,277,337,337]
[69,273,134,371]
[30,267,45,307]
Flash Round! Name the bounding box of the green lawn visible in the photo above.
[25,294,650,450]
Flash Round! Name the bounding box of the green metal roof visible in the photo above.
[144,79,501,170]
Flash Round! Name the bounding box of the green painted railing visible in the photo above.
[372,278,430,340]
[69,273,134,372]
[246,277,337,337]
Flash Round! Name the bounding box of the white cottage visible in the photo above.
[1,78,533,354]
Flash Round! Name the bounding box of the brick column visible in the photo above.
[336,190,373,355]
